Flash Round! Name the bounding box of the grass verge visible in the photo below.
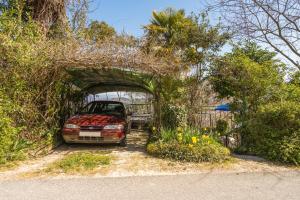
[44,151,111,174]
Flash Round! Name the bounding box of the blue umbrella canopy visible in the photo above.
[215,104,230,111]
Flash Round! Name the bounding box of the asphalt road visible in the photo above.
[1,171,300,200]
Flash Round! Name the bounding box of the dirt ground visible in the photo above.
[0,130,297,180]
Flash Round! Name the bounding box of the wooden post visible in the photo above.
[209,114,212,131]
[153,84,162,131]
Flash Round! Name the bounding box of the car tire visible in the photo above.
[120,136,127,147]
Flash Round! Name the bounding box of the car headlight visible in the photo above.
[103,124,124,130]
[64,124,80,129]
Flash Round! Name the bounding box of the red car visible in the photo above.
[62,101,131,146]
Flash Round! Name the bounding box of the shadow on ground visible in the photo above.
[231,153,298,169]
[55,129,149,154]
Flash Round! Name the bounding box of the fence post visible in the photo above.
[209,114,212,132]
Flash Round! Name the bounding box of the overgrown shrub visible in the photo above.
[0,13,75,164]
[210,42,300,165]
[147,140,230,162]
[0,91,27,164]
[161,104,187,129]
[147,128,230,162]
[241,101,300,165]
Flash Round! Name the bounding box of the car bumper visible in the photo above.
[62,129,125,144]
[63,135,124,144]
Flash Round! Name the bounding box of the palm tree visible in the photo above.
[144,8,195,53]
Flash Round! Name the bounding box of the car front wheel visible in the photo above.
[119,136,127,147]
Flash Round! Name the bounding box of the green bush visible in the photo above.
[0,91,27,164]
[147,140,230,162]
[161,104,187,129]
[0,13,75,165]
[242,101,300,165]
[147,128,230,162]
[216,119,228,136]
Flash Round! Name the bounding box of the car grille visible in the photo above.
[80,126,103,131]
[79,136,104,141]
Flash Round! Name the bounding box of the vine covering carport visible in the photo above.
[53,39,182,127]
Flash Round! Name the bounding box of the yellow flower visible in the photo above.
[204,127,207,131]
[192,136,198,144]
[202,135,209,139]
[188,144,194,148]
[152,126,156,132]
[177,133,183,143]
[177,127,183,133]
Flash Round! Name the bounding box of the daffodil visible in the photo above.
[192,136,198,144]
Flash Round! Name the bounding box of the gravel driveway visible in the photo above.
[0,130,297,180]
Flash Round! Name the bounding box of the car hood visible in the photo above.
[66,114,125,127]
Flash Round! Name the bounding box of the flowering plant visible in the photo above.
[191,136,198,144]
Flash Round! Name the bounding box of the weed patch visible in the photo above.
[44,151,111,174]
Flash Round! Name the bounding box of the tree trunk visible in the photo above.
[27,0,67,30]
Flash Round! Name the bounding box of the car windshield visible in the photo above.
[81,102,125,117]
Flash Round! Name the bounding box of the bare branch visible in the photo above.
[52,37,182,76]
[212,0,300,70]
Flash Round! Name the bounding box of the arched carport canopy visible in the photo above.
[54,39,181,95]
[66,67,155,94]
